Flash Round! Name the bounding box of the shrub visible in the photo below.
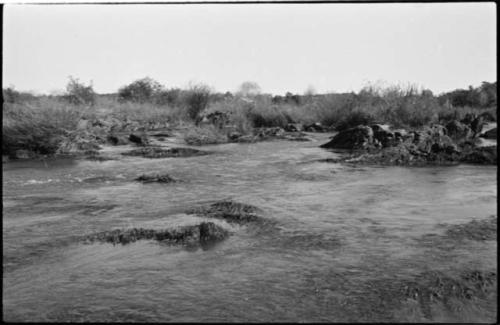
[64,77,96,106]
[118,77,164,103]
[154,88,181,106]
[336,109,376,131]
[183,83,211,122]
[3,87,37,103]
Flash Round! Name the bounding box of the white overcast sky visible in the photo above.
[3,3,497,95]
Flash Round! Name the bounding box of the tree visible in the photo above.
[184,83,212,122]
[118,77,164,103]
[65,76,96,106]
[237,81,261,97]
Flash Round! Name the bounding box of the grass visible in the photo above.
[2,99,85,156]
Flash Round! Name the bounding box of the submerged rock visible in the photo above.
[188,200,265,224]
[122,146,209,159]
[399,269,496,318]
[84,222,229,247]
[135,173,178,183]
[445,215,497,241]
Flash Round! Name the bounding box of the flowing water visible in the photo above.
[3,133,497,322]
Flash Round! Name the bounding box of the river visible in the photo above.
[2,132,497,322]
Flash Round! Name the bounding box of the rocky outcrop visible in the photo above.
[445,120,472,140]
[129,133,149,146]
[304,122,328,132]
[445,215,496,241]
[187,200,265,224]
[320,125,374,149]
[84,222,229,246]
[398,269,496,318]
[135,173,178,183]
[122,146,209,158]
[460,145,497,164]
[284,123,303,132]
[373,129,402,148]
[255,127,286,139]
[320,123,496,165]
[107,134,130,145]
[198,111,231,128]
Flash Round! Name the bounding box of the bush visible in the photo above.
[154,88,181,106]
[3,87,37,103]
[118,77,164,103]
[336,109,376,131]
[64,77,96,106]
[183,83,211,122]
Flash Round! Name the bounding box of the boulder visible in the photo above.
[107,134,130,145]
[199,111,231,128]
[461,146,497,164]
[480,127,497,139]
[256,127,286,138]
[129,133,149,146]
[370,124,391,132]
[135,173,178,183]
[320,125,374,149]
[445,120,472,140]
[284,123,303,132]
[188,200,265,224]
[199,222,229,244]
[304,122,327,132]
[373,128,399,148]
[411,125,454,154]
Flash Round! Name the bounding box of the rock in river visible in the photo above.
[187,200,265,224]
[320,125,374,150]
[122,146,209,159]
[84,222,229,246]
[135,173,178,183]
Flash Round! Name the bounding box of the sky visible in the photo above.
[3,2,497,95]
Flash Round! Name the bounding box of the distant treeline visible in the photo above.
[3,77,497,110]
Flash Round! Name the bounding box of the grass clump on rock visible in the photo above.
[188,200,265,224]
[445,215,497,241]
[135,173,178,183]
[84,222,229,247]
[121,146,209,158]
